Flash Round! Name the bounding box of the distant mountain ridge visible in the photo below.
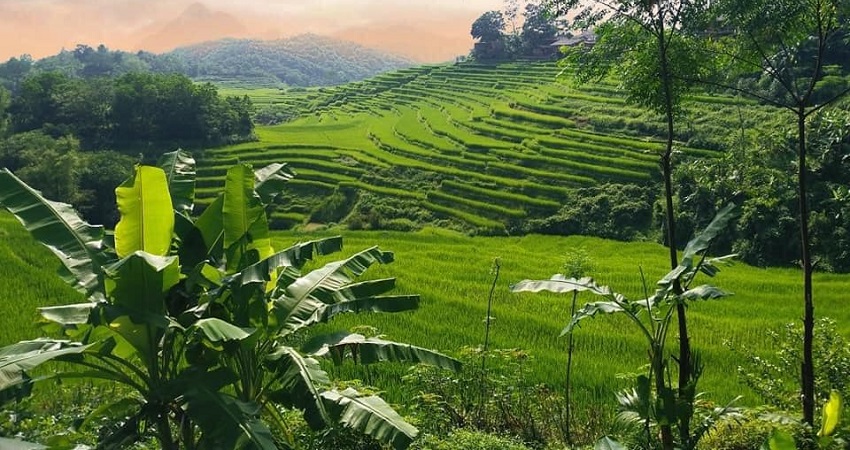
[135,2,248,53]
[171,34,414,86]
[0,35,413,89]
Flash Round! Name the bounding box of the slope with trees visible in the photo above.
[0,36,413,92]
[172,35,413,87]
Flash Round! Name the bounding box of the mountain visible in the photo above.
[134,2,248,53]
[169,35,413,86]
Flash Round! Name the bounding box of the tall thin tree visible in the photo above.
[700,0,850,429]
[542,0,709,444]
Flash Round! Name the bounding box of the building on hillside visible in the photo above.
[473,39,507,60]
[530,31,598,59]
[551,31,597,50]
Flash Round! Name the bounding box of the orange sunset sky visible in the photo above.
[0,0,509,63]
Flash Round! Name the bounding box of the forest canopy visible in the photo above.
[0,35,412,91]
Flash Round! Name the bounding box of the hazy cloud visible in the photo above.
[0,0,505,62]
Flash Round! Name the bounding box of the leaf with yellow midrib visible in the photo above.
[115,166,174,258]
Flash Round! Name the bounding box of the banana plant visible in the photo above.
[0,151,459,449]
[511,203,738,450]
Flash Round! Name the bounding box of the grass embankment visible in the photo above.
[3,213,848,410]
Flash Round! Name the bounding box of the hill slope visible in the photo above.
[170,34,413,87]
[202,61,781,234]
[0,35,412,89]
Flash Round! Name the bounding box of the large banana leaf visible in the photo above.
[254,163,295,206]
[320,387,418,450]
[39,303,98,325]
[190,318,255,350]
[235,236,344,287]
[265,346,332,429]
[103,252,179,315]
[658,203,737,288]
[185,388,277,450]
[223,164,273,272]
[0,169,105,296]
[270,280,402,332]
[114,166,174,258]
[511,275,596,294]
[273,293,417,335]
[305,332,461,371]
[283,246,394,304]
[327,278,397,303]
[681,203,737,264]
[595,437,628,450]
[273,295,335,333]
[0,339,90,392]
[102,252,179,360]
[313,295,420,325]
[158,150,196,215]
[180,194,225,269]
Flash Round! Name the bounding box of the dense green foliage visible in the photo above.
[8,71,253,151]
[0,132,138,225]
[174,35,412,87]
[0,155,459,449]
[0,70,255,226]
[675,105,850,272]
[470,5,560,60]
[0,37,412,92]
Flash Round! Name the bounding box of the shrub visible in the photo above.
[410,429,531,450]
[697,411,792,450]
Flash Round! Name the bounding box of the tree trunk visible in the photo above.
[798,109,815,429]
[563,290,579,444]
[658,22,691,445]
[652,346,676,450]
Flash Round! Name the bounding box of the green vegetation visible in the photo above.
[174,35,412,87]
[0,37,411,91]
[0,1,848,446]
[0,154,458,449]
[197,61,779,243]
[9,72,253,151]
[2,212,850,447]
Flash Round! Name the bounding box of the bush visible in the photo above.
[309,189,355,223]
[384,218,420,232]
[411,429,531,450]
[728,318,850,416]
[698,411,792,450]
[527,183,657,241]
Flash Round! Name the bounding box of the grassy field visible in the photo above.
[3,212,848,410]
[204,62,782,234]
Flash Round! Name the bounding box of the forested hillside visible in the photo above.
[0,35,412,91]
[173,35,413,87]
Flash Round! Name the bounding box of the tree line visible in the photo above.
[470,3,560,60]
[0,71,255,226]
[0,37,411,92]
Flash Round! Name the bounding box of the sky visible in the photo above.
[0,0,507,62]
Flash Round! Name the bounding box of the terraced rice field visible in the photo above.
[203,62,780,233]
